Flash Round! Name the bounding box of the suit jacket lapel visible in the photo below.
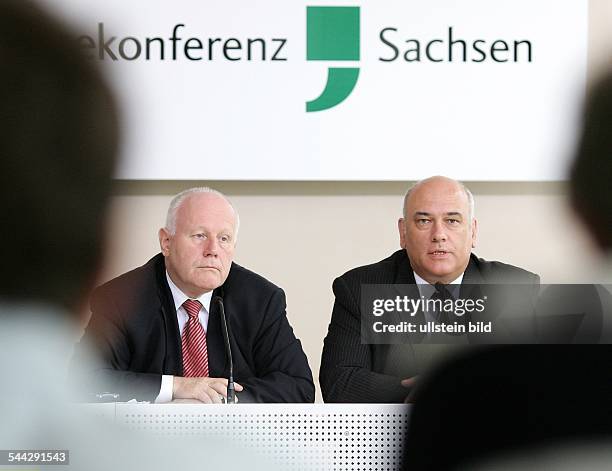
[391,251,419,322]
[154,255,183,376]
[392,250,425,343]
[393,249,417,285]
[460,254,484,299]
[462,254,483,284]
[461,254,491,338]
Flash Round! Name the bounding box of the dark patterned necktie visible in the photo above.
[430,282,455,325]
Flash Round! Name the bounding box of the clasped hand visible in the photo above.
[173,376,244,404]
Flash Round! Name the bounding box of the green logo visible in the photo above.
[306,6,360,112]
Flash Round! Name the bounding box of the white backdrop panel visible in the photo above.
[44,0,586,180]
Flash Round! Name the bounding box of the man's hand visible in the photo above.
[401,376,419,403]
[173,376,244,404]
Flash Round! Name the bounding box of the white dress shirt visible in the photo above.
[413,271,464,324]
[155,272,213,403]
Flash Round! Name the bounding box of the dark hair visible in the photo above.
[0,1,119,311]
[570,70,612,250]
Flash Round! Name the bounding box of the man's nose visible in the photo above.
[431,220,447,242]
[202,236,219,255]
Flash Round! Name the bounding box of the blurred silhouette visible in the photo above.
[0,0,118,311]
[0,0,121,463]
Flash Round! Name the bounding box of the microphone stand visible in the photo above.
[214,296,235,404]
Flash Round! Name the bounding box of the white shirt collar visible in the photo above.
[413,272,464,286]
[413,271,464,299]
[165,271,213,313]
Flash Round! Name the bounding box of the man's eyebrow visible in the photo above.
[412,211,464,217]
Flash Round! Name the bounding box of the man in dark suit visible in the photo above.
[77,188,314,403]
[320,176,539,403]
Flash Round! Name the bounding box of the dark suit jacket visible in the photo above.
[319,249,540,403]
[76,254,314,403]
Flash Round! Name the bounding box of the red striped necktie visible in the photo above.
[181,299,209,377]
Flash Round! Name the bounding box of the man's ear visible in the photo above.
[471,218,478,248]
[159,227,171,256]
[398,218,407,249]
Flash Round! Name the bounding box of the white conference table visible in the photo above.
[85,403,411,470]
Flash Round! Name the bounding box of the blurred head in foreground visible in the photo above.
[0,4,276,470]
[0,0,119,314]
[570,70,612,253]
[0,0,120,458]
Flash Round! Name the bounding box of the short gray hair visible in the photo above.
[165,187,240,237]
[402,178,475,221]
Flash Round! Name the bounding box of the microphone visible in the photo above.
[213,296,235,404]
